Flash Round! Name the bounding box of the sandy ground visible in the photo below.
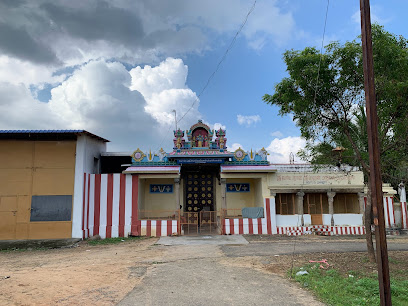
[0,238,164,305]
[1,235,407,305]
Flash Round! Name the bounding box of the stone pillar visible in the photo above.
[296,191,305,226]
[327,191,336,226]
[220,178,227,211]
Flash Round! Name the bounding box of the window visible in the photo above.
[303,193,329,214]
[276,193,297,215]
[333,193,359,213]
[30,195,72,221]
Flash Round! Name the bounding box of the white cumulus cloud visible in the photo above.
[266,136,306,164]
[270,131,283,138]
[237,114,261,127]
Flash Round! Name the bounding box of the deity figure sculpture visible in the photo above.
[173,129,185,150]
[215,128,227,150]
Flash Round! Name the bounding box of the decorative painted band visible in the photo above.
[140,220,178,237]
[278,226,366,235]
[402,202,408,230]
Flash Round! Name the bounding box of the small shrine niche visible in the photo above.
[186,120,214,149]
[215,128,227,150]
[173,129,185,150]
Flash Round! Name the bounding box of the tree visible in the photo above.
[263,25,408,262]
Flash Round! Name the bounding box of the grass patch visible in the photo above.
[291,264,408,305]
[87,236,144,246]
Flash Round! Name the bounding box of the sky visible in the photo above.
[0,0,406,163]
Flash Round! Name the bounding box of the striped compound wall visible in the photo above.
[82,173,179,239]
[222,198,277,235]
[82,174,399,239]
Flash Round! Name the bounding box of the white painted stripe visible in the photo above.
[383,197,389,227]
[161,220,167,236]
[253,219,258,235]
[151,220,157,237]
[225,219,230,235]
[124,175,132,236]
[262,219,267,235]
[172,220,177,235]
[140,220,147,236]
[243,221,249,234]
[99,174,108,239]
[111,174,121,238]
[234,219,239,235]
[88,174,95,237]
[83,174,89,238]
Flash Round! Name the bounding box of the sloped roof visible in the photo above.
[0,130,109,142]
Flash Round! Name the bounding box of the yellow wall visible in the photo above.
[0,140,76,240]
[226,178,256,211]
[141,178,176,218]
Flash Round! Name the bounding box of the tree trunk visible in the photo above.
[365,180,376,263]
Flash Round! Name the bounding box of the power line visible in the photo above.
[155,0,257,151]
[313,0,330,105]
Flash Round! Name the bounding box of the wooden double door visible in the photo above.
[184,172,215,214]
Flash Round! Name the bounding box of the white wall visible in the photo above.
[333,214,363,226]
[72,135,107,238]
[276,215,303,227]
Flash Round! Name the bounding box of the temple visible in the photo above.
[113,120,394,236]
[0,123,400,241]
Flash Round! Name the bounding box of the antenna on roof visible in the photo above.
[172,110,177,131]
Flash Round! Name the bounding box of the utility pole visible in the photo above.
[360,0,392,305]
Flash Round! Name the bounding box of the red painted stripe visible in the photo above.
[131,175,139,236]
[119,174,126,237]
[93,174,101,236]
[391,197,396,225]
[82,173,86,239]
[277,227,280,234]
[404,203,408,229]
[357,227,361,235]
[248,218,253,234]
[156,220,162,237]
[364,196,367,207]
[257,218,262,234]
[386,197,391,227]
[167,220,172,236]
[106,174,114,239]
[230,219,235,235]
[86,174,90,238]
[146,220,151,237]
[265,198,272,235]
[239,219,244,234]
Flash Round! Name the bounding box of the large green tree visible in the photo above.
[263,25,408,262]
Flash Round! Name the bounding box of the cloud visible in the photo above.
[270,131,283,138]
[230,143,244,152]
[351,6,391,25]
[0,58,202,152]
[237,114,261,127]
[266,136,306,164]
[0,0,298,69]
[129,58,201,130]
[213,123,226,131]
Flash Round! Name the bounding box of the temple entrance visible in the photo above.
[182,167,219,234]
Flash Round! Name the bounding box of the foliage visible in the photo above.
[291,264,408,305]
[263,25,408,187]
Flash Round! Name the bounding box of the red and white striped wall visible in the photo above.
[82,173,179,239]
[223,197,277,235]
[277,226,366,235]
[401,202,408,229]
[383,196,396,228]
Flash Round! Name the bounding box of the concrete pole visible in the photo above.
[175,178,180,211]
[327,191,336,226]
[296,191,305,226]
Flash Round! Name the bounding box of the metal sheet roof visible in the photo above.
[0,130,109,142]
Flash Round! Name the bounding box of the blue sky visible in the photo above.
[0,0,405,163]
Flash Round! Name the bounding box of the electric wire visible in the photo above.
[155,0,257,151]
[290,0,330,279]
